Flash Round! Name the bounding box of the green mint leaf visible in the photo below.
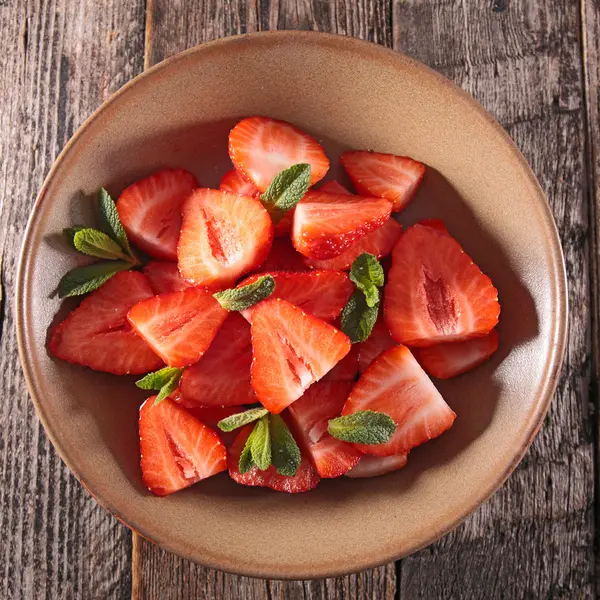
[64,226,86,247]
[73,228,131,261]
[58,260,132,297]
[340,291,379,343]
[98,188,133,257]
[250,415,272,471]
[260,163,311,224]
[214,275,275,311]
[350,253,384,308]
[136,367,185,405]
[269,414,301,476]
[328,410,396,444]
[218,407,269,432]
[239,431,256,474]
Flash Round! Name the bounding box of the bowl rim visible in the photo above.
[16,30,568,579]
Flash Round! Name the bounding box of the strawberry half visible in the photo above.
[342,345,456,456]
[219,168,260,198]
[49,271,162,375]
[239,271,353,322]
[184,405,244,447]
[357,318,396,373]
[341,151,425,212]
[288,381,362,478]
[384,222,500,346]
[127,288,228,368]
[178,189,274,289]
[116,168,198,261]
[319,181,352,195]
[143,261,192,295]
[292,191,392,259]
[250,299,352,413]
[179,313,256,407]
[228,423,320,493]
[139,397,227,496]
[346,454,408,478]
[252,237,307,273]
[228,116,330,192]
[323,345,359,382]
[414,329,499,379]
[274,210,294,237]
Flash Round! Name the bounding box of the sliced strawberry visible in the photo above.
[228,424,320,493]
[305,218,402,271]
[292,191,392,259]
[274,210,294,237]
[184,405,244,447]
[228,116,330,192]
[357,318,395,373]
[219,168,260,198]
[179,313,256,407]
[252,237,307,273]
[239,271,353,322]
[127,288,228,368]
[323,345,359,381]
[384,223,500,346]
[342,345,456,456]
[345,454,408,478]
[341,151,425,212]
[143,261,192,295]
[319,181,351,195]
[178,189,273,289]
[419,218,448,233]
[250,299,352,413]
[139,397,227,496]
[288,381,362,478]
[49,271,162,375]
[414,329,499,379]
[116,168,198,261]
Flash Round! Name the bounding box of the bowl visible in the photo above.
[16,31,567,579]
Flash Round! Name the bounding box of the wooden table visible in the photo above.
[1,1,597,598]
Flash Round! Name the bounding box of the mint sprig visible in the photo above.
[58,260,133,298]
[98,188,133,256]
[218,407,269,432]
[328,410,396,444]
[214,275,275,311]
[350,252,384,308]
[260,163,311,224]
[250,415,272,470]
[270,414,301,476]
[73,228,131,261]
[136,367,185,405]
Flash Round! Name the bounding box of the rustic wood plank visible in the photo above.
[394,1,596,598]
[0,1,146,598]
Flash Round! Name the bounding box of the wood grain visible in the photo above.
[0,1,145,598]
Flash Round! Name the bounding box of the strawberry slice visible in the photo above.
[219,168,260,198]
[305,218,402,271]
[342,345,456,456]
[345,454,408,478]
[139,397,227,496]
[127,288,228,368]
[49,271,162,375]
[178,189,273,289]
[179,313,256,407]
[288,381,362,478]
[323,345,359,381]
[184,405,244,447]
[384,222,500,346]
[274,210,294,237]
[143,261,192,295]
[252,237,307,273]
[319,181,352,195]
[250,299,352,413]
[357,318,396,373]
[414,329,499,379]
[341,151,425,212]
[228,116,330,192]
[228,423,320,493]
[292,191,392,259]
[239,271,353,322]
[116,168,198,261]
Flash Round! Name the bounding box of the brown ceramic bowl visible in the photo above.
[16,31,567,579]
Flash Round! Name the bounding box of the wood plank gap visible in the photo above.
[144,0,154,70]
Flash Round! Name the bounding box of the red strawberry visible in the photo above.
[323,345,359,381]
[319,181,351,195]
[127,288,228,368]
[228,423,320,493]
[178,189,273,289]
[414,329,499,379]
[49,271,162,375]
[288,381,362,478]
[420,218,448,233]
[116,168,198,261]
[143,261,192,295]
[239,271,353,322]
[345,454,408,478]
[179,313,256,407]
[357,318,395,373]
[342,345,456,456]
[341,151,425,212]
[139,397,227,496]
[219,168,260,198]
[384,222,500,346]
[228,116,330,192]
[274,210,294,237]
[184,405,244,447]
[292,191,392,259]
[305,218,402,271]
[250,299,352,413]
[252,237,307,273]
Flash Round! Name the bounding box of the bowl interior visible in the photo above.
[17,32,565,579]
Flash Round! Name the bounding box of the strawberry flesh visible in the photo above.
[219,168,260,198]
[346,454,408,478]
[143,261,192,295]
[323,345,359,382]
[251,237,307,273]
[357,318,396,373]
[319,181,352,195]
[183,405,245,447]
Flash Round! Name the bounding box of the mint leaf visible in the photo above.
[58,260,132,297]
[64,226,86,247]
[250,415,271,471]
[270,414,301,476]
[214,275,275,311]
[239,431,256,474]
[340,291,379,343]
[136,367,184,405]
[350,253,384,308]
[98,188,133,257]
[73,228,130,261]
[260,163,311,224]
[328,410,396,444]
[218,407,269,432]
